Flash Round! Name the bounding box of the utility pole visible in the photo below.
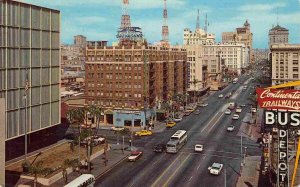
[24,68,29,163]
[143,51,148,130]
[240,135,243,166]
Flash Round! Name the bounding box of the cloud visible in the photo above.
[239,2,286,12]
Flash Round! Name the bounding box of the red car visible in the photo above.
[128,151,143,162]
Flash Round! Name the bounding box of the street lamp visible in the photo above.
[244,146,248,165]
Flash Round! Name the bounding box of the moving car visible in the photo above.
[198,103,208,107]
[166,121,176,128]
[235,107,242,113]
[194,110,201,115]
[232,114,239,120]
[153,144,166,153]
[227,125,235,132]
[251,107,257,113]
[218,94,224,98]
[208,162,223,175]
[224,109,231,115]
[128,151,143,162]
[173,116,183,122]
[135,130,152,136]
[194,144,203,152]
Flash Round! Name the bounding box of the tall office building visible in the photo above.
[268,25,289,49]
[270,44,300,86]
[0,0,60,158]
[74,35,87,47]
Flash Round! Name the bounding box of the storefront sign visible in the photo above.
[256,88,300,110]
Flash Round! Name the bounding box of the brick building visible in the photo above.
[85,44,187,126]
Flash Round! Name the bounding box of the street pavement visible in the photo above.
[95,75,262,187]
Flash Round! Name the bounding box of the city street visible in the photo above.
[95,76,261,187]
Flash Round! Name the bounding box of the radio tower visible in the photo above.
[196,9,200,30]
[121,0,131,28]
[162,0,169,47]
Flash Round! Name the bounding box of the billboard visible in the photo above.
[256,88,300,110]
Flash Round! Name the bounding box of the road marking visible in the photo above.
[197,156,206,170]
[201,111,222,133]
[151,153,184,187]
[162,154,191,187]
[189,176,193,181]
[179,151,240,160]
[182,148,241,156]
[207,113,224,133]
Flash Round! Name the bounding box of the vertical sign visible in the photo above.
[277,111,288,186]
[0,98,5,185]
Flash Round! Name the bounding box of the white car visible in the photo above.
[128,151,143,162]
[232,114,239,120]
[111,126,125,131]
[208,162,223,175]
[235,107,242,113]
[194,144,203,152]
[173,117,183,122]
[218,94,224,98]
[227,125,235,132]
[199,103,208,107]
[251,107,257,113]
[224,109,231,115]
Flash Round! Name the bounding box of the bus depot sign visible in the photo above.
[257,88,300,187]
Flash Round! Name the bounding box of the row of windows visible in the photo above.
[87,91,142,98]
[87,100,142,107]
[87,64,143,71]
[87,83,142,89]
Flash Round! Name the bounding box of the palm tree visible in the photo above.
[61,159,80,184]
[28,161,50,187]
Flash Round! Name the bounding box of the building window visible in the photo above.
[293,74,299,79]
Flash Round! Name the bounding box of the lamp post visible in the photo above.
[24,68,29,163]
[244,146,248,165]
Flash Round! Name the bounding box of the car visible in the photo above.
[232,114,239,120]
[111,126,125,131]
[241,104,246,107]
[218,94,224,98]
[251,107,257,113]
[173,116,183,122]
[166,121,176,128]
[128,151,143,161]
[153,144,166,153]
[208,162,223,175]
[224,109,231,115]
[235,107,242,113]
[194,144,203,152]
[194,110,201,115]
[135,130,152,136]
[227,125,235,132]
[198,103,208,107]
[184,111,192,116]
[186,108,195,112]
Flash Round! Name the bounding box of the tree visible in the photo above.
[61,159,80,184]
[28,161,52,187]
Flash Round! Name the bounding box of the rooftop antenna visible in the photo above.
[162,0,169,47]
[196,9,200,30]
[204,13,208,33]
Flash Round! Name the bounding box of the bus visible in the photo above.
[166,130,187,153]
[64,174,95,187]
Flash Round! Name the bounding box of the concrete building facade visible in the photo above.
[0,0,60,141]
[74,35,87,48]
[268,25,289,49]
[85,44,187,126]
[270,44,300,86]
[183,28,215,45]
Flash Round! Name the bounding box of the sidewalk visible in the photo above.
[236,156,261,187]
[50,148,128,186]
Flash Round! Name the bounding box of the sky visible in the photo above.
[24,0,300,49]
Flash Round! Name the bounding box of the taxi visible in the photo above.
[135,130,153,136]
[166,121,176,128]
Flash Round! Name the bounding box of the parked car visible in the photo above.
[194,110,201,115]
[251,107,257,113]
[111,126,125,131]
[184,111,192,116]
[227,125,235,132]
[208,162,223,175]
[128,151,143,162]
[241,104,246,107]
[198,103,208,107]
[166,121,176,128]
[135,130,152,136]
[232,114,239,120]
[153,144,166,153]
[194,144,203,152]
[224,109,231,115]
[235,107,242,113]
[173,116,183,122]
[218,94,224,98]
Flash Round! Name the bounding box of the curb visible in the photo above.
[95,155,128,180]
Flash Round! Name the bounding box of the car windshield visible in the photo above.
[195,145,202,148]
[212,166,220,170]
[166,143,175,147]
[131,152,140,156]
